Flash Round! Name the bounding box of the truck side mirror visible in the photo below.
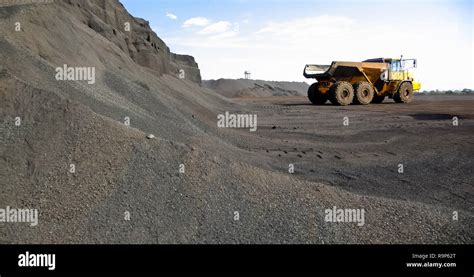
[414,60,417,68]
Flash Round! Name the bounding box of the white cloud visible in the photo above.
[165,12,177,20]
[208,31,239,40]
[182,17,210,28]
[257,15,352,33]
[255,15,353,40]
[197,21,233,35]
[233,22,240,33]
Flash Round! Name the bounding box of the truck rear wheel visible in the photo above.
[353,81,374,105]
[308,83,327,105]
[394,82,414,104]
[329,81,354,106]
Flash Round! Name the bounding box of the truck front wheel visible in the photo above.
[329,81,354,106]
[394,82,414,104]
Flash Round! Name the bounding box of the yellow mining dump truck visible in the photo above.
[303,58,421,105]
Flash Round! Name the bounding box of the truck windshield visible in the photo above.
[391,60,401,72]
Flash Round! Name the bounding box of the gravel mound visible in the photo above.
[203,79,309,98]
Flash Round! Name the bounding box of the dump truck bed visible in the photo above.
[304,62,388,83]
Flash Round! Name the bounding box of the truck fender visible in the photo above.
[396,81,412,92]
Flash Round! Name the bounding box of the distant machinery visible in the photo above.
[244,71,251,80]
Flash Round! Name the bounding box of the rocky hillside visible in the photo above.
[0,0,201,83]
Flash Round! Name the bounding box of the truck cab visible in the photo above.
[365,58,422,91]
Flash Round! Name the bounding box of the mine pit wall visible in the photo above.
[62,0,202,83]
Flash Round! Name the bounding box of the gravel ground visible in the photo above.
[0,1,472,244]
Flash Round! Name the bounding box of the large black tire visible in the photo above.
[308,83,327,105]
[329,81,354,106]
[394,82,414,103]
[353,81,374,105]
[372,95,385,104]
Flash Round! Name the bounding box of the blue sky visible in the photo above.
[121,0,473,90]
